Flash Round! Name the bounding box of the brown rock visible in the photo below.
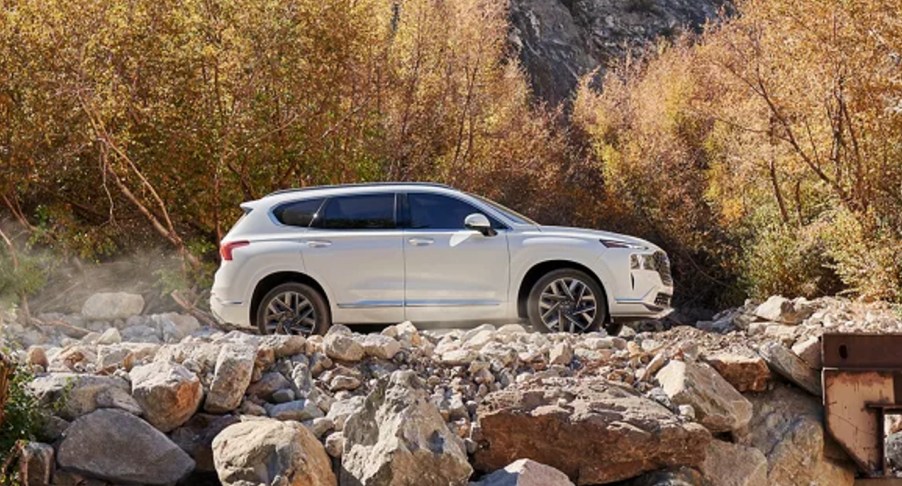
[26,346,48,370]
[130,361,203,432]
[705,352,771,392]
[474,377,711,484]
[19,442,54,486]
[700,440,767,486]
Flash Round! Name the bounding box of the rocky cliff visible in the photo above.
[509,0,729,104]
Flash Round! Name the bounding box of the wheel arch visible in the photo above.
[249,271,330,325]
[516,260,610,321]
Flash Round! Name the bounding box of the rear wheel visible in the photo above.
[527,269,608,334]
[255,282,330,336]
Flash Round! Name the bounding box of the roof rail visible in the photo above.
[263,182,453,198]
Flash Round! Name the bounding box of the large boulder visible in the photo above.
[342,370,473,486]
[656,360,752,433]
[130,361,203,432]
[81,292,145,320]
[204,343,255,413]
[323,332,365,362]
[753,296,813,324]
[700,440,767,486]
[742,385,855,486]
[28,373,141,420]
[212,418,336,486]
[474,377,711,484]
[473,459,574,486]
[57,409,195,485]
[758,342,821,396]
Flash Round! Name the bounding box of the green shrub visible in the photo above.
[0,362,51,482]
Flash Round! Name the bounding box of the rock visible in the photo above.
[327,396,366,431]
[130,361,203,432]
[96,327,121,345]
[29,373,141,420]
[204,343,255,413]
[342,370,472,485]
[51,345,97,372]
[362,333,402,360]
[213,418,336,486]
[307,417,334,438]
[549,342,573,366]
[700,440,767,486]
[260,334,307,358]
[791,336,822,370]
[18,442,54,486]
[758,342,821,396]
[246,371,292,401]
[321,365,363,392]
[323,332,364,362]
[704,351,771,393]
[152,313,201,342]
[266,399,324,421]
[743,385,855,486]
[26,346,48,369]
[887,431,902,470]
[473,459,574,486]
[81,292,145,320]
[57,409,194,485]
[121,324,161,343]
[619,467,706,486]
[170,413,240,472]
[324,432,344,458]
[656,360,752,433]
[474,378,711,484]
[442,348,478,366]
[753,296,813,324]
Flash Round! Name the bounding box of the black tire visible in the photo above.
[255,282,331,336]
[603,321,623,336]
[527,268,608,334]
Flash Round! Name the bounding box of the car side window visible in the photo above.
[272,198,325,227]
[317,193,396,230]
[407,193,503,230]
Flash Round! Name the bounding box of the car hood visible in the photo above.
[536,225,661,251]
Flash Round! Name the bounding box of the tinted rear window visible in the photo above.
[273,198,324,227]
[319,194,396,229]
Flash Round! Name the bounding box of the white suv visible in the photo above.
[211,183,672,336]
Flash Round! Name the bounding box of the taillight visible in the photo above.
[220,240,249,261]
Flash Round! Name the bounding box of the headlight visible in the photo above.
[600,238,647,249]
[630,253,658,270]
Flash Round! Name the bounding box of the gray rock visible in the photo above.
[213,418,336,486]
[791,336,822,370]
[323,332,364,362]
[151,313,200,343]
[342,370,472,485]
[887,431,902,471]
[96,327,121,345]
[754,296,813,324]
[18,442,54,486]
[656,360,752,433]
[266,399,324,421]
[121,324,161,343]
[246,371,292,401]
[324,432,344,458]
[700,440,767,486]
[473,458,574,486]
[130,361,203,432]
[758,341,822,396]
[272,388,296,403]
[82,292,145,320]
[170,413,240,473]
[29,373,141,420]
[204,343,255,413]
[327,396,367,431]
[57,409,194,485]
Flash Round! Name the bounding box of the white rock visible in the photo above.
[82,292,145,320]
[656,360,752,433]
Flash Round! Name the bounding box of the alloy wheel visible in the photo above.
[538,277,597,333]
[262,291,317,335]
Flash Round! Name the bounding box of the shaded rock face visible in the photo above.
[342,370,473,486]
[474,377,711,484]
[57,409,195,485]
[700,440,767,486]
[473,459,574,486]
[212,419,336,486]
[508,0,728,105]
[742,385,854,486]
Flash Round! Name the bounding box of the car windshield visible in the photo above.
[470,194,538,226]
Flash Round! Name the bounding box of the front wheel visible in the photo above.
[256,282,330,336]
[527,269,608,334]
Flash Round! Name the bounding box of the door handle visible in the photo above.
[407,237,434,247]
[304,240,332,248]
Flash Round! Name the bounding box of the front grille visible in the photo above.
[653,251,673,286]
[655,293,672,307]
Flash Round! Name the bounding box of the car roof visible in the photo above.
[255,182,457,205]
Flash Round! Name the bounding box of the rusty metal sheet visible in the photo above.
[822,334,902,369]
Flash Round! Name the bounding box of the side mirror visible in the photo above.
[464,213,497,237]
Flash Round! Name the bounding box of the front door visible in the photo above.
[300,192,405,323]
[401,192,510,322]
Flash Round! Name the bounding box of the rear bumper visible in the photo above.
[210,292,251,327]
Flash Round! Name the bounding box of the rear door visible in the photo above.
[401,192,510,322]
[300,192,404,323]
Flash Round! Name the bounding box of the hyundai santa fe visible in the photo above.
[211,182,673,336]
